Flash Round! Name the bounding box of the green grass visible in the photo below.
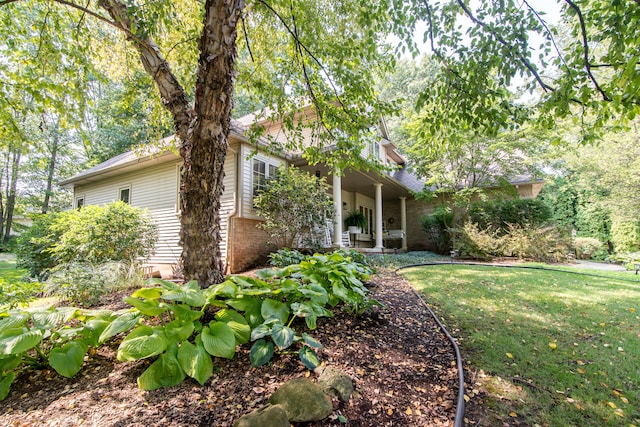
[400,264,640,427]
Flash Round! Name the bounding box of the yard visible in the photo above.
[399,263,640,427]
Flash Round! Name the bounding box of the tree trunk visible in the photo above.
[99,0,244,286]
[3,149,21,244]
[180,0,244,286]
[42,120,60,214]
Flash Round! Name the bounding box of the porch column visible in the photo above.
[333,170,343,247]
[400,196,407,251]
[374,183,384,249]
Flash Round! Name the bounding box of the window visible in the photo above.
[253,160,279,200]
[75,196,85,209]
[119,186,131,204]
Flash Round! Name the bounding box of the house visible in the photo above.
[58,111,543,276]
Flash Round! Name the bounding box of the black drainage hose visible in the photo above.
[394,260,639,427]
[396,265,466,427]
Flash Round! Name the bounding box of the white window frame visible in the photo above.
[119,185,132,204]
[74,194,85,210]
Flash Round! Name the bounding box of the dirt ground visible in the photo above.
[0,270,478,427]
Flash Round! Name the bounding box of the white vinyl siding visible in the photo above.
[239,144,286,217]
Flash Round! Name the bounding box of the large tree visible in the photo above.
[1,0,638,286]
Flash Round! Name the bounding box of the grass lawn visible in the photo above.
[0,257,25,282]
[400,264,640,427]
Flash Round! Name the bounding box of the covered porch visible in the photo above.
[296,163,413,252]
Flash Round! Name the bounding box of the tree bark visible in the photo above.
[3,149,21,244]
[99,0,244,286]
[42,118,60,214]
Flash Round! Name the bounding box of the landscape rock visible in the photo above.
[268,377,333,422]
[316,366,354,402]
[232,404,289,427]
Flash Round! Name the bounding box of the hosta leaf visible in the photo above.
[117,326,168,361]
[137,346,185,391]
[299,346,321,370]
[250,339,274,367]
[177,340,212,386]
[0,372,16,401]
[261,299,289,324]
[124,297,166,317]
[302,333,322,348]
[130,287,163,299]
[299,283,329,305]
[215,309,250,345]
[0,313,29,334]
[206,281,238,299]
[171,304,203,323]
[0,355,22,372]
[49,341,88,378]
[201,322,235,359]
[98,311,141,344]
[0,328,43,355]
[250,324,271,341]
[165,320,194,344]
[161,281,206,307]
[271,323,295,350]
[82,319,111,347]
[227,298,263,328]
[31,307,79,329]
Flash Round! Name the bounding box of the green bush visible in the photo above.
[606,252,640,270]
[610,220,640,253]
[449,223,501,261]
[420,205,454,254]
[17,202,157,278]
[0,277,43,308]
[469,198,552,233]
[573,237,605,260]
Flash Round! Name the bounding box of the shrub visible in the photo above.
[610,220,640,253]
[607,252,640,270]
[420,205,454,254]
[469,198,552,233]
[573,237,605,260]
[501,224,572,263]
[449,223,501,261]
[254,166,333,249]
[17,202,157,278]
[0,277,43,308]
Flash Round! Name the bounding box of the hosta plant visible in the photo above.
[0,305,124,400]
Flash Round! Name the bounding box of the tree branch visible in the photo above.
[521,0,569,70]
[563,0,611,101]
[97,0,192,140]
[455,0,555,93]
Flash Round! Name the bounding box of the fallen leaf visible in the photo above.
[620,396,629,404]
[614,408,624,417]
[506,352,513,359]
[577,368,586,374]
[387,408,393,415]
[607,401,617,409]
[549,342,557,350]
[509,411,517,417]
[406,407,413,415]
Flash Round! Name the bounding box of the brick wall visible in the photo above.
[227,217,279,273]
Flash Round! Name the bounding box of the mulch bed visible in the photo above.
[1,270,462,426]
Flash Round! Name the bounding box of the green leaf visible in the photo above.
[0,355,22,372]
[82,319,111,347]
[137,346,185,391]
[250,339,274,367]
[0,328,43,355]
[161,281,206,307]
[250,324,271,341]
[215,309,250,345]
[171,304,203,322]
[0,313,29,334]
[124,297,166,317]
[201,322,236,359]
[271,323,295,350]
[130,287,163,299]
[31,307,79,329]
[261,299,290,324]
[117,325,168,362]
[177,340,212,386]
[206,281,238,299]
[299,346,321,370]
[226,298,263,328]
[49,341,88,378]
[302,333,322,349]
[0,372,16,401]
[98,311,141,344]
[165,320,194,344]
